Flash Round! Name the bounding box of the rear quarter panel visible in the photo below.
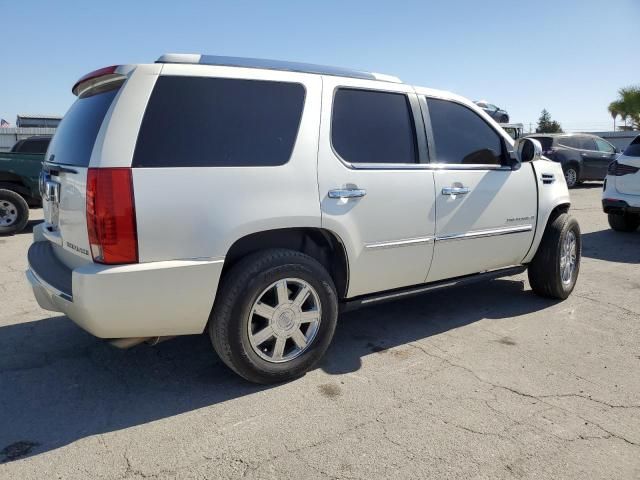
[132,66,323,262]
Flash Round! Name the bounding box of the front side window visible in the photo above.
[427,98,503,165]
[595,138,615,153]
[331,88,417,164]
[133,76,305,168]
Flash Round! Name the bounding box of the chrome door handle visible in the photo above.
[442,187,470,196]
[328,188,367,199]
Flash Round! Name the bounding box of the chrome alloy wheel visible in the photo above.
[247,278,322,363]
[560,230,577,285]
[564,168,577,187]
[0,200,18,226]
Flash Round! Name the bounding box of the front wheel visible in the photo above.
[209,249,338,384]
[528,213,581,299]
[0,189,29,235]
[608,213,640,232]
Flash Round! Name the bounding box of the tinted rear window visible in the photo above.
[623,136,640,157]
[528,136,553,151]
[47,88,118,166]
[19,138,51,154]
[133,76,305,168]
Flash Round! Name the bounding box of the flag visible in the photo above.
[0,119,10,128]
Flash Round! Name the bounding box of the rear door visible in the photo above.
[423,96,536,283]
[579,136,608,179]
[317,77,436,297]
[593,137,617,178]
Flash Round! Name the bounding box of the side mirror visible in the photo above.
[513,137,543,163]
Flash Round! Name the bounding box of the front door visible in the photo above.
[317,77,436,298]
[422,96,537,283]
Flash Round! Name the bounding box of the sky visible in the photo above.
[1,0,638,132]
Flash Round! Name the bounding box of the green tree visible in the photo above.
[609,86,640,130]
[535,109,563,133]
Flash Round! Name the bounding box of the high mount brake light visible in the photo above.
[86,168,138,264]
[72,65,122,96]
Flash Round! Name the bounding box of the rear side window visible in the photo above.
[331,88,417,164]
[528,136,553,151]
[623,136,640,157]
[427,98,503,165]
[557,137,578,149]
[47,88,119,166]
[133,77,305,168]
[579,136,597,151]
[19,138,50,154]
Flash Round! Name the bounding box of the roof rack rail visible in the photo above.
[156,54,402,83]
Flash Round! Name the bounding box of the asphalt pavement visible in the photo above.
[1,184,638,479]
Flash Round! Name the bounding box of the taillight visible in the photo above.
[86,168,138,264]
[608,160,639,176]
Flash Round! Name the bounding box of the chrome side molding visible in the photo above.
[436,225,532,243]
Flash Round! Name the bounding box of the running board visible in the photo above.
[341,265,527,312]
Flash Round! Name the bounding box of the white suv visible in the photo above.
[27,54,581,383]
[603,135,640,232]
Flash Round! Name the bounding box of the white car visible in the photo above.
[603,135,640,232]
[27,54,580,383]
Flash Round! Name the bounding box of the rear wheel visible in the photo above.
[563,166,579,188]
[528,213,581,299]
[209,249,338,384]
[608,213,640,232]
[0,189,29,235]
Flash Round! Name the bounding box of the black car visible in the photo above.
[526,134,617,188]
[474,101,509,123]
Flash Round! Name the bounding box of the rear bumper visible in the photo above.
[602,199,640,215]
[26,241,224,338]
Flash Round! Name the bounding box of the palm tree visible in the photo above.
[609,86,640,130]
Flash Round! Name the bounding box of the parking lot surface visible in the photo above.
[1,185,638,479]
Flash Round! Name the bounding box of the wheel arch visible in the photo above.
[522,202,571,264]
[220,227,350,299]
[0,174,32,199]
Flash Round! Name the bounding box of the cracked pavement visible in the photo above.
[1,185,639,479]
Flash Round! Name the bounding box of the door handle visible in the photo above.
[328,188,367,199]
[442,186,470,196]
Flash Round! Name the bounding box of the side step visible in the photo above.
[341,265,527,312]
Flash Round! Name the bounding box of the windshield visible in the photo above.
[46,88,118,166]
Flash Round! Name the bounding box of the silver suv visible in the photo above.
[27,54,581,383]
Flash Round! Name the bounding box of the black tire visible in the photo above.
[528,213,581,300]
[0,189,29,235]
[608,213,640,232]
[563,165,579,188]
[209,249,339,384]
